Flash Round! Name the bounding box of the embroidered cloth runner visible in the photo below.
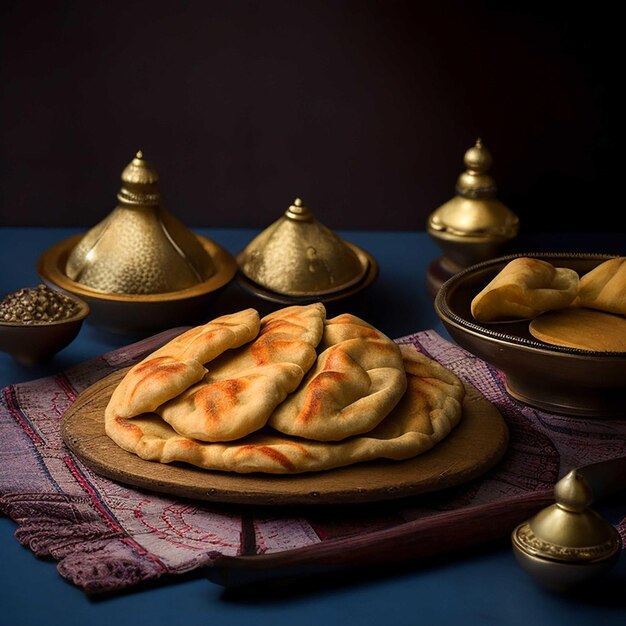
[1,329,625,594]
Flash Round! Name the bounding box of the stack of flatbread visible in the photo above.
[470,256,626,352]
[105,304,465,474]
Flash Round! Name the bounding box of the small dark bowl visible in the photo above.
[435,252,626,418]
[0,296,90,365]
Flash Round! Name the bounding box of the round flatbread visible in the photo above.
[104,308,260,420]
[104,345,465,474]
[156,303,327,441]
[267,313,407,441]
[529,308,626,352]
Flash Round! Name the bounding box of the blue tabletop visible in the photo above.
[1,227,625,626]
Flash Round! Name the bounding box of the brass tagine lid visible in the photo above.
[65,151,215,294]
[237,198,368,297]
[427,139,519,267]
[511,470,622,591]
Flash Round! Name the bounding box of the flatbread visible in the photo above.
[156,303,327,441]
[104,308,260,420]
[268,313,407,441]
[104,345,465,474]
[471,257,579,322]
[529,308,626,352]
[575,257,626,316]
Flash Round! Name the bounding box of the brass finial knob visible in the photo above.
[463,138,492,173]
[554,470,593,512]
[117,150,161,206]
[456,138,497,199]
[285,197,313,222]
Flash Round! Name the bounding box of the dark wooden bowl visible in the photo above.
[0,295,89,365]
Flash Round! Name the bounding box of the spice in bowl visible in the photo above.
[0,284,81,324]
[0,285,89,365]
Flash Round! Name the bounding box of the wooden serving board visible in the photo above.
[61,369,509,506]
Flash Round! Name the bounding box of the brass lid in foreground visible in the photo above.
[428,139,519,240]
[237,198,368,296]
[65,152,216,295]
[513,471,621,564]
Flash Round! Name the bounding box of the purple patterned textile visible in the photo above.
[1,329,625,594]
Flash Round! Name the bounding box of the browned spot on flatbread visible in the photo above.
[294,347,354,424]
[178,328,218,357]
[194,379,246,423]
[168,326,203,349]
[113,416,143,442]
[177,439,199,448]
[328,315,379,338]
[197,328,217,341]
[283,439,313,458]
[236,445,296,471]
[262,318,302,333]
[328,314,356,325]
[127,357,187,403]
[400,382,433,433]
[132,356,185,375]
[323,345,353,369]
[297,370,350,423]
[249,334,307,366]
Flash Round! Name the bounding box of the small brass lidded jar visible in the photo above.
[237,197,374,300]
[512,469,622,592]
[426,139,519,295]
[65,151,216,295]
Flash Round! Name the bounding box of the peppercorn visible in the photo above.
[0,284,80,324]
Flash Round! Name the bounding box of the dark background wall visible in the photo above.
[0,0,620,232]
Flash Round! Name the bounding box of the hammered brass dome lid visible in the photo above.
[65,152,216,295]
[237,198,368,297]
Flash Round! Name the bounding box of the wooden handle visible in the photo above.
[207,490,554,588]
